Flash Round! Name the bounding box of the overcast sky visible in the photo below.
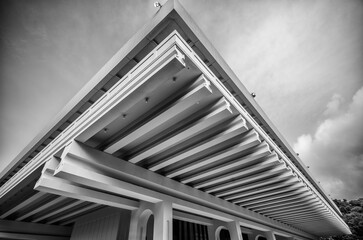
[0,0,362,200]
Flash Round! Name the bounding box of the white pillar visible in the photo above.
[265,231,277,240]
[207,224,217,240]
[128,201,158,240]
[249,229,260,240]
[227,221,243,240]
[153,201,173,240]
[128,202,149,240]
[212,220,243,240]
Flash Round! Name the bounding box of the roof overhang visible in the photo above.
[0,0,351,237]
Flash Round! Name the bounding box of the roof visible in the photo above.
[0,0,351,237]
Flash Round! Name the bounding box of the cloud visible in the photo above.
[323,94,344,116]
[293,86,363,199]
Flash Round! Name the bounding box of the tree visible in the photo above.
[326,198,363,240]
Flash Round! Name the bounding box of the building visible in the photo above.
[0,1,351,239]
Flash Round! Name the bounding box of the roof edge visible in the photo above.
[171,0,343,218]
[0,0,178,182]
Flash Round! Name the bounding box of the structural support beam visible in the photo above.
[40,140,316,240]
[162,116,248,176]
[166,129,260,178]
[193,153,281,189]
[181,143,271,185]
[132,98,234,164]
[104,75,212,155]
[35,171,139,211]
[205,165,289,194]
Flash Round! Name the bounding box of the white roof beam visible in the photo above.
[50,140,315,239]
[130,97,234,164]
[31,199,85,223]
[236,187,307,206]
[16,196,66,221]
[183,144,273,186]
[231,182,306,203]
[259,200,323,215]
[205,165,289,194]
[276,215,334,224]
[154,116,249,173]
[266,204,326,216]
[49,203,100,225]
[252,197,320,212]
[35,171,139,210]
[166,129,260,178]
[193,153,283,190]
[245,192,314,209]
[266,206,329,218]
[277,213,333,223]
[181,142,271,184]
[222,178,300,201]
[104,75,213,155]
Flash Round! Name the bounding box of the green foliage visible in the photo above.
[326,198,363,240]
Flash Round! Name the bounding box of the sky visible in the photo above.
[0,0,362,200]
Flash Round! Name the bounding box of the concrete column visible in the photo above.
[128,201,173,240]
[248,230,259,240]
[128,201,154,240]
[265,231,277,240]
[153,201,173,240]
[227,221,243,240]
[212,220,243,240]
[207,224,217,240]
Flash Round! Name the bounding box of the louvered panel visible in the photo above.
[251,196,319,212]
[181,143,271,185]
[267,203,328,216]
[165,129,260,179]
[205,165,289,194]
[48,203,101,225]
[16,196,66,221]
[236,187,308,206]
[31,199,85,223]
[221,177,300,202]
[191,151,280,190]
[243,190,313,209]
[128,98,234,164]
[0,192,46,219]
[104,76,214,155]
[230,182,306,204]
[156,116,249,174]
